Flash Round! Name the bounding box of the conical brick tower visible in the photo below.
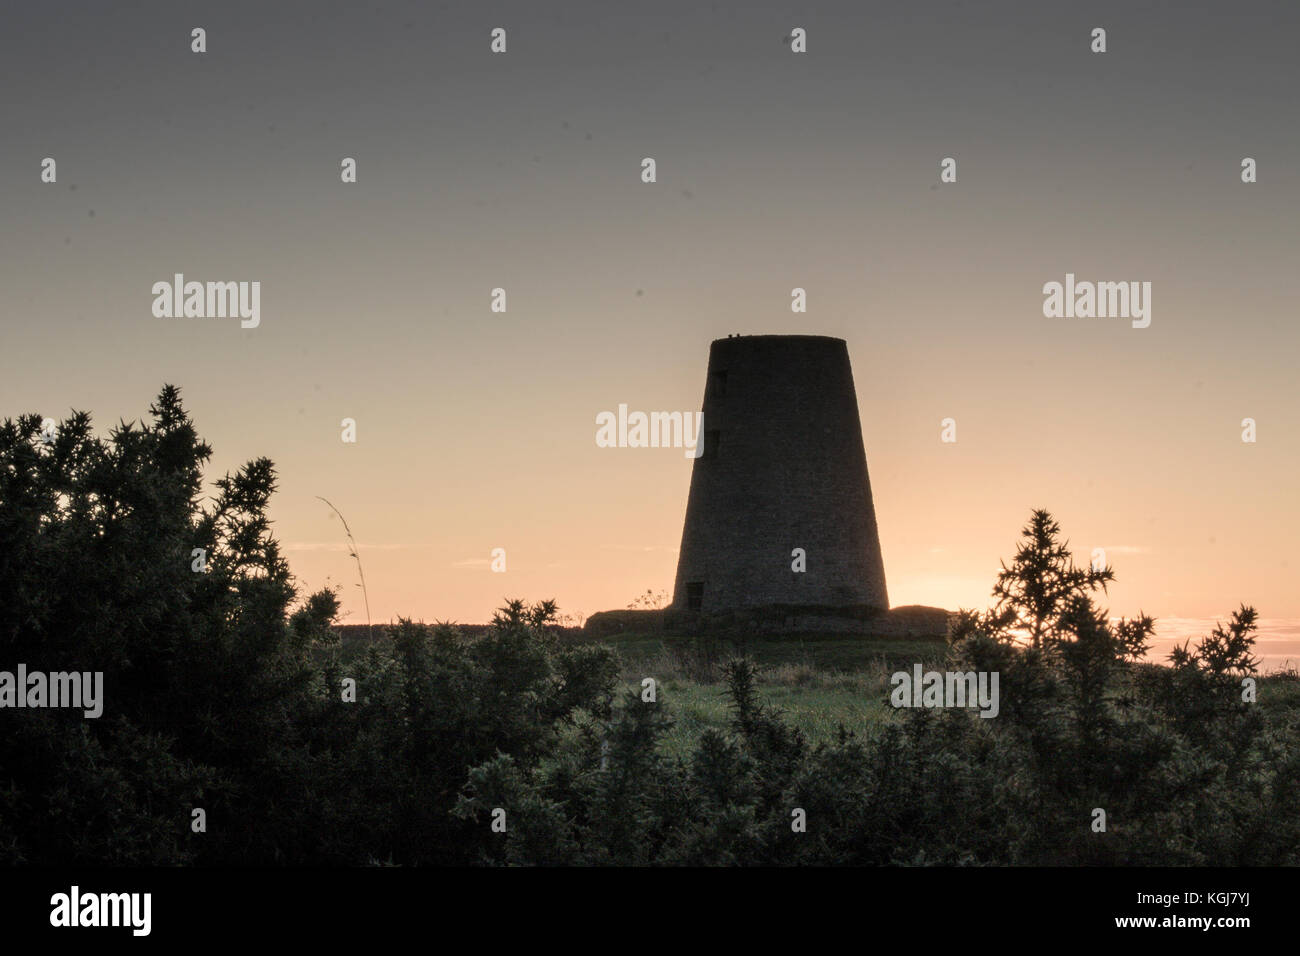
[671,335,888,612]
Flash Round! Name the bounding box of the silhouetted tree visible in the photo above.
[988,509,1114,649]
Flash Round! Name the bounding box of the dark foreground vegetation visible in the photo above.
[1,388,1296,865]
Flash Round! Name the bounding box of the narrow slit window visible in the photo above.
[710,371,728,399]
[686,582,704,611]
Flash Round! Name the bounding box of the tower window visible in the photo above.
[710,371,728,399]
[686,582,704,610]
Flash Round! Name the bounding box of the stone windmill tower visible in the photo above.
[671,335,888,613]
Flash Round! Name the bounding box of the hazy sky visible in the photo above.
[2,2,1297,653]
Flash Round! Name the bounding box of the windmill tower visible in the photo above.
[671,335,888,612]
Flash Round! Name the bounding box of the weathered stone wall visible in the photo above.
[671,335,889,612]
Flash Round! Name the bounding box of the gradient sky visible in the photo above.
[2,2,1297,660]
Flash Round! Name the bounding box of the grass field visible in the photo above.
[585,631,949,756]
[338,623,1300,757]
[578,630,1300,758]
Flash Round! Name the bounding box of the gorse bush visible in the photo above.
[1,390,1295,865]
[457,514,1298,866]
[0,389,619,865]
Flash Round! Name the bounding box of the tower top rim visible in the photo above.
[710,334,846,346]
